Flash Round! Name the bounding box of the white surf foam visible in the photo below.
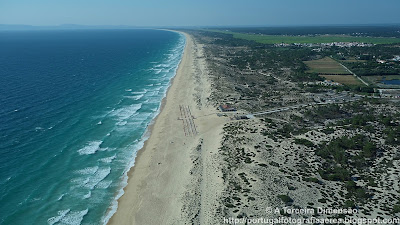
[111,103,142,121]
[96,180,112,189]
[83,191,91,199]
[99,155,116,163]
[124,94,144,100]
[57,193,65,201]
[130,112,153,122]
[153,68,162,74]
[75,166,99,175]
[48,209,71,225]
[70,177,90,187]
[144,91,158,97]
[99,147,109,152]
[77,141,103,155]
[116,121,128,126]
[59,209,88,225]
[84,167,111,190]
[131,90,147,94]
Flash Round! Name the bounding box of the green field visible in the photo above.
[205,29,400,44]
[304,57,350,74]
[321,75,362,85]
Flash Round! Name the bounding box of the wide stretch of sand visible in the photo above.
[108,32,227,225]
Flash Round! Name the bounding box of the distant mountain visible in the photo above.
[0,24,37,30]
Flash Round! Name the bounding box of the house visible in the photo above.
[392,55,400,61]
[219,104,237,112]
[377,59,386,64]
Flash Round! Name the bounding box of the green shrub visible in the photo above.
[277,195,293,204]
[294,138,315,148]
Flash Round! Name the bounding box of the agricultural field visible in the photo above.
[321,75,362,85]
[205,29,400,44]
[304,57,350,74]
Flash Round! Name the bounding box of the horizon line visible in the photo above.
[1,23,400,30]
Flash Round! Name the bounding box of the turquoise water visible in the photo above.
[0,29,185,225]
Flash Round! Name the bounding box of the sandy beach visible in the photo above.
[108,32,226,225]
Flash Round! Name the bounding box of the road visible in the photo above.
[339,62,370,86]
[247,96,361,117]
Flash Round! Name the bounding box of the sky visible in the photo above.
[1,0,400,27]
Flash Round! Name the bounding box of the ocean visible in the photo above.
[0,29,185,225]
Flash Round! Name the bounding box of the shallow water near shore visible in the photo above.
[0,29,185,224]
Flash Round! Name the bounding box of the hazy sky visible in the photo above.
[1,0,400,27]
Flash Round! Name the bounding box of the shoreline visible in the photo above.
[108,31,193,225]
[108,30,226,224]
[102,30,186,224]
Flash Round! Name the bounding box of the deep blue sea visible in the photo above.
[0,29,185,225]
